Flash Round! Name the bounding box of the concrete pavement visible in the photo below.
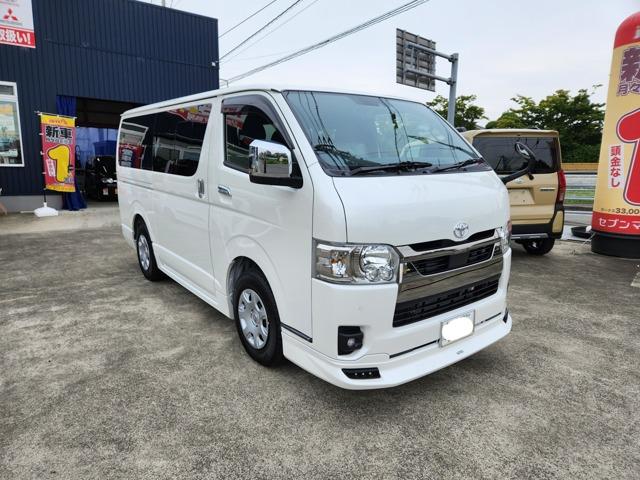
[1,226,639,479]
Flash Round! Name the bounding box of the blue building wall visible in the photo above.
[0,0,218,196]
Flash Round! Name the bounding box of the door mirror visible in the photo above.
[249,140,302,188]
[501,141,536,185]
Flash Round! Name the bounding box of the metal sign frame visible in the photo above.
[396,29,459,125]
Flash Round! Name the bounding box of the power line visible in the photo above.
[220,0,306,61]
[219,0,280,39]
[226,0,429,83]
[223,0,321,65]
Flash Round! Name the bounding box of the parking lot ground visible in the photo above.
[1,227,639,479]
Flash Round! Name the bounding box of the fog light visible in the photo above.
[338,326,363,355]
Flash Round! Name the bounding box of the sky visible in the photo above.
[148,0,638,123]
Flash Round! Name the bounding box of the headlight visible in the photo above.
[497,220,512,253]
[314,241,400,284]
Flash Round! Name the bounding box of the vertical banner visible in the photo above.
[40,113,76,193]
[592,12,640,245]
[0,0,36,48]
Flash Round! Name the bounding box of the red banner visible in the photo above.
[40,113,76,193]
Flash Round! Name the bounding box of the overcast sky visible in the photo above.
[150,0,638,123]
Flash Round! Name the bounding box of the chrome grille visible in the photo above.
[395,229,504,325]
[408,243,494,276]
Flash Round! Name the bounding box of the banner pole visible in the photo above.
[34,111,58,217]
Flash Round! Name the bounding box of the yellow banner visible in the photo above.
[40,113,76,193]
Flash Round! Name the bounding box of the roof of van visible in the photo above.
[123,84,428,116]
[463,129,559,138]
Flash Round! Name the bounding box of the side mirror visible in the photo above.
[249,140,302,188]
[501,141,536,185]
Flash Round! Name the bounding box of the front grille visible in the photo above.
[409,244,494,276]
[393,275,501,327]
[408,229,495,251]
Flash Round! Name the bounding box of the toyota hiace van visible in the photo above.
[117,86,516,389]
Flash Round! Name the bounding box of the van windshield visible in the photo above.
[284,90,486,176]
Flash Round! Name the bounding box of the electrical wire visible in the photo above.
[220,0,306,61]
[226,0,430,83]
[222,0,321,65]
[219,0,280,38]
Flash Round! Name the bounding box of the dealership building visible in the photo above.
[0,0,219,212]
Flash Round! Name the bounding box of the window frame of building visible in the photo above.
[0,81,25,168]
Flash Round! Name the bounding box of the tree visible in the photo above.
[427,94,487,130]
[486,88,605,163]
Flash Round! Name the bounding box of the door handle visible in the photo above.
[197,179,205,198]
[218,185,232,197]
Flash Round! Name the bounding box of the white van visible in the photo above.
[116,85,513,389]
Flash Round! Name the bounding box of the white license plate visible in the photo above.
[103,188,109,196]
[440,311,475,347]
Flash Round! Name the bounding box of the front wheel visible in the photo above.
[522,238,555,255]
[233,270,283,366]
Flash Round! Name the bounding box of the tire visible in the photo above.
[233,270,283,366]
[522,238,555,255]
[135,222,164,281]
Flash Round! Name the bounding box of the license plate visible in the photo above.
[440,311,475,347]
[509,189,533,205]
[103,188,109,196]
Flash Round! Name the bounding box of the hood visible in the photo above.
[332,171,509,246]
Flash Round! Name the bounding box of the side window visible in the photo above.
[223,104,288,172]
[152,105,211,176]
[119,114,155,170]
[152,112,179,173]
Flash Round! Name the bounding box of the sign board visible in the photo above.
[40,113,76,193]
[592,12,640,238]
[0,0,35,49]
[396,29,436,91]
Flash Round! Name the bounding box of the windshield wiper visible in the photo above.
[349,161,433,176]
[429,158,485,173]
[407,135,476,156]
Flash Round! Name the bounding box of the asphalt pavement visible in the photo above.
[1,225,639,479]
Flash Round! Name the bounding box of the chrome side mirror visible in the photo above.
[249,139,302,188]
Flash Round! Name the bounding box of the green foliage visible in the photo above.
[488,88,605,163]
[427,94,487,131]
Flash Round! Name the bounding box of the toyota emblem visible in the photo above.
[453,222,470,239]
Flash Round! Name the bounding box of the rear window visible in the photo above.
[472,136,559,175]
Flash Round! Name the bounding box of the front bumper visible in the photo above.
[282,250,512,389]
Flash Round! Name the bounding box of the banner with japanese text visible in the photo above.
[0,0,35,48]
[592,12,640,236]
[40,113,76,193]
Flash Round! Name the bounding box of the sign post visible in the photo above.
[34,112,77,217]
[396,29,459,125]
[591,11,640,258]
